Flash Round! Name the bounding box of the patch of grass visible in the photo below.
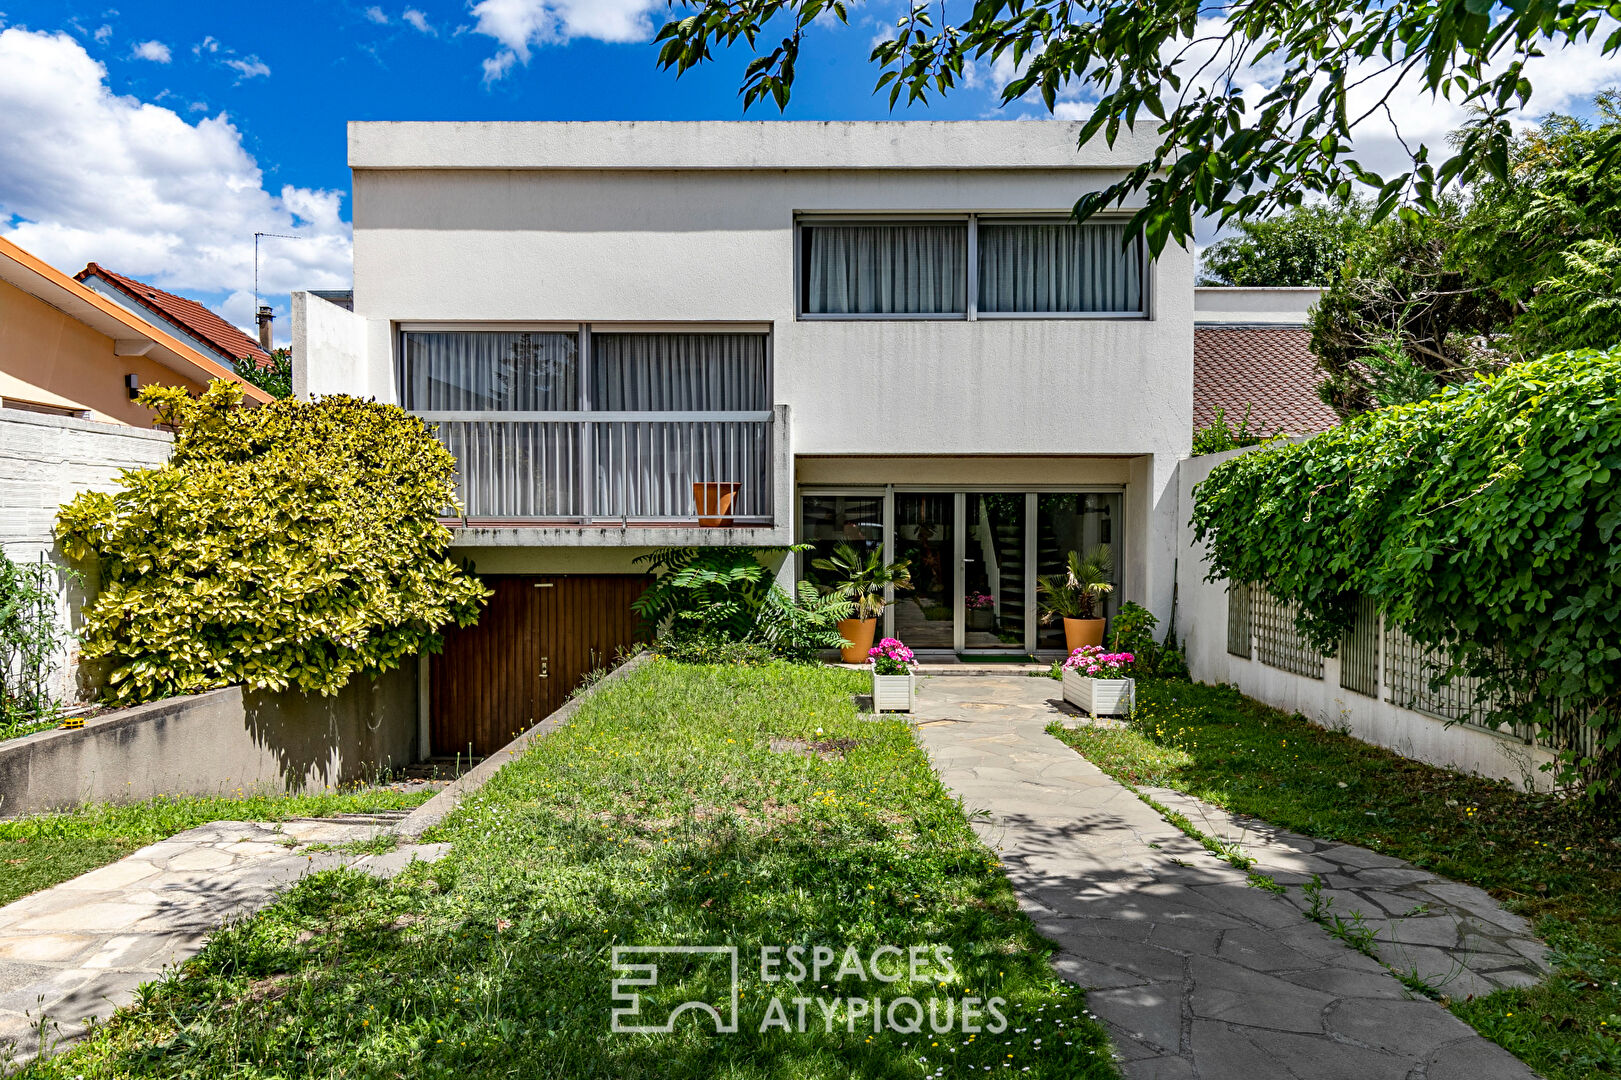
[0,786,432,906]
[1048,678,1621,1080]
[20,660,1117,1079]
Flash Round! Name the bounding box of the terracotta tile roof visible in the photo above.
[74,263,272,367]
[1194,325,1340,437]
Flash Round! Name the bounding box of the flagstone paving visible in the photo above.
[909,674,1545,1080]
[0,815,447,1069]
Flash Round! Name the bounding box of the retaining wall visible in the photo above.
[0,664,418,818]
[1174,448,1557,791]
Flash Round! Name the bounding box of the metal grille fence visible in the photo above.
[1226,581,1253,659]
[1383,623,1493,726]
[1339,595,1380,697]
[1252,587,1326,678]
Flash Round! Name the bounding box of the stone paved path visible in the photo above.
[909,675,1544,1080]
[0,815,448,1069]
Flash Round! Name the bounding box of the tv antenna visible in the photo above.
[253,232,304,309]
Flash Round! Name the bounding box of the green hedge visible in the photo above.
[57,381,488,704]
[1190,349,1621,801]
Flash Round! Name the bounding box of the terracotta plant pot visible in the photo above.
[837,617,878,664]
[692,481,741,527]
[1063,617,1106,652]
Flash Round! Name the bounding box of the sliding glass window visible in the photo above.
[978,220,1143,315]
[800,222,968,316]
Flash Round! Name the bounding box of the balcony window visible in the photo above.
[977,221,1143,314]
[399,327,774,523]
[801,223,967,316]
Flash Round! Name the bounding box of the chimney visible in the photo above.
[256,305,274,352]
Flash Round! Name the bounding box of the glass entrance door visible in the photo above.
[891,493,954,649]
[963,493,1028,651]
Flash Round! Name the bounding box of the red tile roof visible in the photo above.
[74,263,273,367]
[1193,325,1340,437]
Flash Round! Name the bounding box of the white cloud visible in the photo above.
[0,28,350,343]
[364,5,389,24]
[93,24,112,44]
[403,8,435,34]
[193,35,219,56]
[223,55,270,81]
[471,0,660,80]
[131,39,170,63]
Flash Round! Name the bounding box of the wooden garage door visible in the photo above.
[429,574,646,757]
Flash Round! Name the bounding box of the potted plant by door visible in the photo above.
[1061,645,1136,717]
[869,637,918,713]
[1036,546,1115,652]
[811,542,913,664]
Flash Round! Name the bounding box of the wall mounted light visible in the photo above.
[125,373,139,400]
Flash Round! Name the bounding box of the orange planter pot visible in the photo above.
[1063,617,1106,653]
[837,617,878,664]
[693,481,741,527]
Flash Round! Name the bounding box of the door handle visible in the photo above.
[539,657,549,679]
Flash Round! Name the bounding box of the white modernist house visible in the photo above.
[294,120,1193,752]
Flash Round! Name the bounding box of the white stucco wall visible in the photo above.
[0,409,173,703]
[1193,286,1321,326]
[1174,449,1555,789]
[310,121,1194,622]
[291,291,367,400]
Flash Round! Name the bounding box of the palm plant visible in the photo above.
[1036,547,1115,622]
[810,542,913,620]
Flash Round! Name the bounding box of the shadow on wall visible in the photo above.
[242,666,419,793]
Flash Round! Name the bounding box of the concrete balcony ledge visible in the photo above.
[445,521,793,548]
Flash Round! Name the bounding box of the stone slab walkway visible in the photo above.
[0,816,448,1069]
[909,675,1543,1080]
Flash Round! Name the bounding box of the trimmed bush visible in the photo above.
[1190,349,1621,801]
[57,381,488,704]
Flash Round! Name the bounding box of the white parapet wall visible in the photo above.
[291,291,369,401]
[0,408,173,703]
[1175,447,1557,791]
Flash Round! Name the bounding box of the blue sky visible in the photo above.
[2,2,1618,347]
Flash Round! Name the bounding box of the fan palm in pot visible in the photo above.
[810,542,914,663]
[1037,546,1115,652]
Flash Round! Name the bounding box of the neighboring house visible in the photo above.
[0,236,272,425]
[75,263,275,369]
[294,120,1194,754]
[1193,286,1340,436]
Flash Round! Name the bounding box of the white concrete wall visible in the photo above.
[0,409,173,703]
[291,291,368,400]
[1174,449,1555,790]
[309,121,1195,624]
[1193,286,1321,326]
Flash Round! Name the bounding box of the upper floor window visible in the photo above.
[797,215,1145,320]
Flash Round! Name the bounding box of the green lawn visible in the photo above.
[1048,677,1621,1080]
[0,787,435,906]
[19,660,1117,1079]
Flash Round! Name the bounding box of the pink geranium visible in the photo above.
[869,637,916,675]
[1061,645,1135,679]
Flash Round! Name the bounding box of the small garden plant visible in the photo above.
[867,637,916,674]
[0,551,65,740]
[1060,646,1135,678]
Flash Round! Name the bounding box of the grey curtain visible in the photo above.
[399,331,578,411]
[977,222,1143,313]
[805,224,967,314]
[591,333,768,410]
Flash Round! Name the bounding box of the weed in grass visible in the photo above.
[1301,876,1379,959]
[1047,677,1621,1080]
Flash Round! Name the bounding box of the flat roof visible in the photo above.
[348,120,1160,171]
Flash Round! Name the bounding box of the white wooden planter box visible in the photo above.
[872,672,917,713]
[1063,672,1135,717]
